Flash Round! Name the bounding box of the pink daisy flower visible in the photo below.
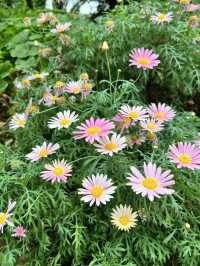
[151,12,173,24]
[78,173,116,206]
[48,110,78,129]
[127,162,175,201]
[129,48,160,70]
[112,113,132,130]
[9,113,28,130]
[94,133,127,156]
[0,201,16,233]
[40,159,72,183]
[12,226,26,238]
[119,105,148,123]
[51,22,71,33]
[185,4,200,12]
[148,103,175,122]
[73,117,115,144]
[64,81,82,94]
[140,118,164,133]
[26,142,60,162]
[168,142,200,169]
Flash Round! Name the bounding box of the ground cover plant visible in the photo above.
[0,0,200,265]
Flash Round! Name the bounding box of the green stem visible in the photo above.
[105,51,112,92]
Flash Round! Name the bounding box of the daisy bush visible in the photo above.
[0,1,200,266]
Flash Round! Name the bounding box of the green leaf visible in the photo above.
[0,80,8,94]
[10,43,38,58]
[7,30,29,49]
[0,61,13,78]
[15,57,37,71]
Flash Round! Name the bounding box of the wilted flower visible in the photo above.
[26,142,60,162]
[78,173,116,206]
[48,110,78,129]
[105,20,114,31]
[127,162,175,201]
[185,4,200,12]
[126,133,145,146]
[79,73,89,81]
[38,48,52,58]
[28,72,49,81]
[12,226,26,238]
[129,48,160,70]
[101,41,109,51]
[81,82,93,97]
[54,81,65,89]
[41,159,72,183]
[168,142,200,169]
[51,23,71,33]
[59,34,71,46]
[23,16,31,26]
[151,12,173,24]
[111,205,138,231]
[145,131,158,143]
[94,133,127,156]
[0,201,16,233]
[9,113,28,130]
[73,117,115,144]
[37,12,57,25]
[188,15,199,28]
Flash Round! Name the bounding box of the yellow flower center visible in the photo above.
[51,95,58,102]
[132,134,139,141]
[105,20,114,27]
[39,148,49,158]
[16,119,26,127]
[157,14,166,21]
[53,166,65,176]
[58,28,65,33]
[57,96,65,104]
[146,122,156,130]
[0,212,7,225]
[59,118,71,127]
[30,105,39,113]
[33,74,42,79]
[137,57,150,66]
[155,111,165,120]
[119,215,129,226]
[72,87,81,94]
[82,83,92,91]
[55,81,64,88]
[79,73,89,80]
[178,153,192,165]
[146,132,156,141]
[90,186,104,198]
[179,0,190,4]
[22,79,30,87]
[87,126,101,136]
[123,117,132,125]
[128,111,139,120]
[189,16,197,22]
[142,177,160,190]
[104,142,118,151]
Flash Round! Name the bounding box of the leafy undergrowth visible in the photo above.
[0,1,200,266]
